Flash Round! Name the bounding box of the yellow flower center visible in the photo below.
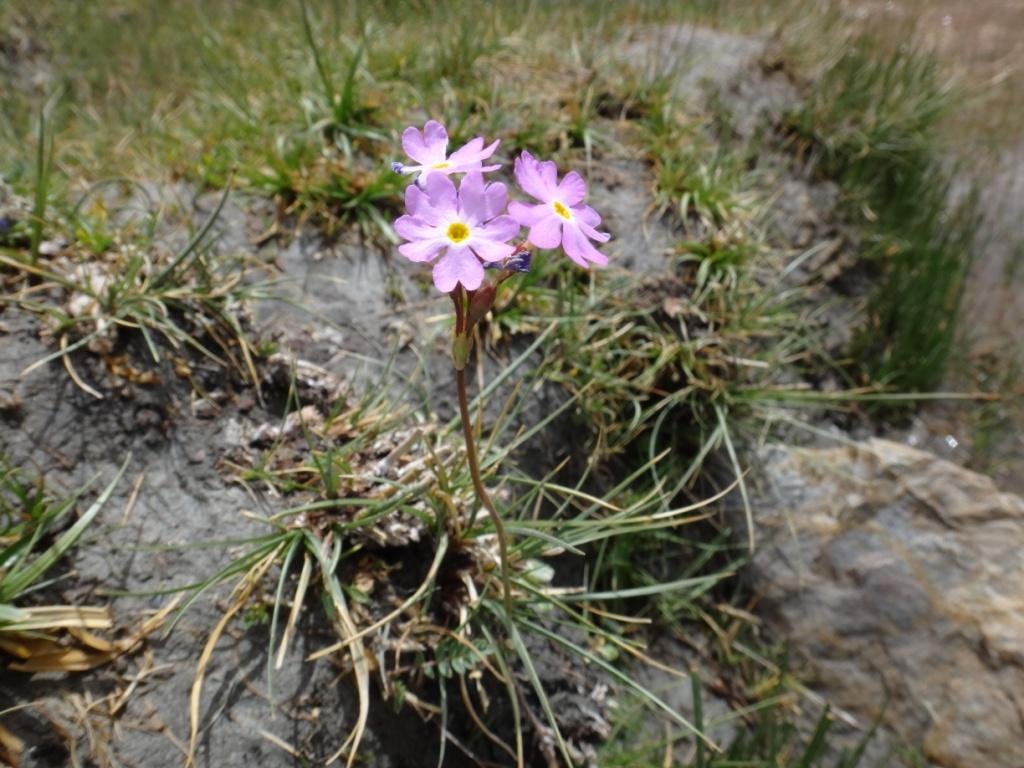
[446,221,470,243]
[552,200,572,220]
[431,161,450,169]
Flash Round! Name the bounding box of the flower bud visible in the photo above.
[466,283,498,329]
[451,332,472,370]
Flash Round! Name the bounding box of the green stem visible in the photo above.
[456,366,513,615]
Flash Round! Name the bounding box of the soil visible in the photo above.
[2,14,1022,768]
[0,134,690,766]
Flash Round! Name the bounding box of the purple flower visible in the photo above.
[395,173,520,293]
[508,150,610,268]
[395,120,500,184]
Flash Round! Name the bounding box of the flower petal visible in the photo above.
[557,171,587,206]
[562,222,608,268]
[514,151,558,202]
[448,136,500,166]
[406,183,451,225]
[578,220,611,243]
[399,238,446,263]
[402,125,440,166]
[470,237,515,264]
[457,173,488,225]
[481,138,500,159]
[394,214,441,241]
[508,200,549,226]
[405,184,430,215]
[528,214,563,249]
[422,173,458,215]
[477,214,520,243]
[537,158,559,198]
[573,204,603,228]
[485,181,508,219]
[422,120,449,158]
[449,136,483,161]
[432,246,484,292]
[401,127,429,164]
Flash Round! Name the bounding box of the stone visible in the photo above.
[616,24,767,106]
[613,24,800,136]
[745,438,1024,767]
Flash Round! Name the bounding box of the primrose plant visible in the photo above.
[393,120,610,609]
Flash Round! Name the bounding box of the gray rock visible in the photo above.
[745,438,1024,768]
[616,24,767,107]
[613,23,800,136]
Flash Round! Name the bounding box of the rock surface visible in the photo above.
[747,438,1024,768]
[614,23,799,135]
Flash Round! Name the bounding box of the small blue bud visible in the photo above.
[485,251,533,273]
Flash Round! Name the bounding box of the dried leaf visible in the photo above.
[0,723,24,767]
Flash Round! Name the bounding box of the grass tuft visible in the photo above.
[1,133,265,395]
[0,456,127,670]
[789,38,980,392]
[164,329,748,764]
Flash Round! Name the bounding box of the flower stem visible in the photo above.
[455,366,513,614]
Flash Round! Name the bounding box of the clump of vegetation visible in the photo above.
[789,39,980,392]
[173,339,735,765]
[604,688,877,768]
[0,456,124,668]
[0,111,265,397]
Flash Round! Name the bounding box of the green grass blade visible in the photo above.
[337,44,364,127]
[299,0,337,112]
[267,531,303,698]
[500,609,574,767]
[0,456,129,603]
[520,616,717,753]
[797,707,833,768]
[151,180,232,288]
[716,404,753,552]
[692,670,706,768]
[478,622,525,766]
[29,105,50,266]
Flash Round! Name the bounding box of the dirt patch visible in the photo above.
[0,140,690,764]
[0,301,378,765]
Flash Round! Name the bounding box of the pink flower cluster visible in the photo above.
[393,121,610,293]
